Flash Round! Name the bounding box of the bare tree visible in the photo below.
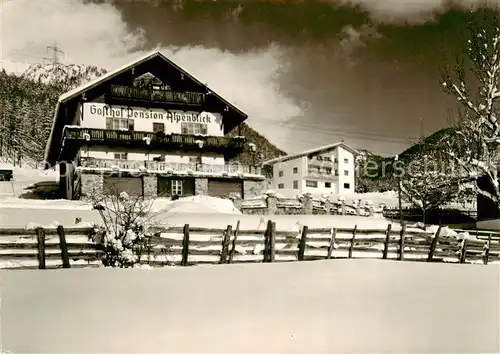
[442,9,500,204]
[87,180,161,268]
[399,153,475,226]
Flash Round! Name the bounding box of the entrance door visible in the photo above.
[207,179,243,199]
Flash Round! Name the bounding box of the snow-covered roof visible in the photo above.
[44,50,248,167]
[263,142,360,165]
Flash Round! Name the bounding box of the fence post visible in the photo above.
[298,225,308,261]
[427,225,442,262]
[458,238,468,264]
[228,220,240,264]
[266,192,277,215]
[326,228,337,259]
[181,224,190,266]
[348,225,357,258]
[398,222,406,261]
[324,199,331,215]
[269,221,276,263]
[57,225,71,268]
[263,220,273,262]
[483,234,492,265]
[220,225,232,264]
[36,227,46,270]
[382,224,392,259]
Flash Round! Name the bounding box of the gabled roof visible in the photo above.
[263,142,360,165]
[44,50,248,167]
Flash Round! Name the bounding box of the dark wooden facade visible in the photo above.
[46,52,248,168]
[477,175,500,221]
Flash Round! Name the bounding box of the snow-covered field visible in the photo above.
[2,260,498,353]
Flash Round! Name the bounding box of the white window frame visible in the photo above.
[181,122,208,135]
[172,180,183,195]
[106,117,134,131]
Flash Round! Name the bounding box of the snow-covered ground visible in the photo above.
[0,163,59,200]
[2,260,498,353]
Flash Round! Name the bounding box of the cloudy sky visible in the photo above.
[0,0,496,155]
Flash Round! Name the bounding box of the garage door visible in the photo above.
[208,179,243,199]
[103,176,143,197]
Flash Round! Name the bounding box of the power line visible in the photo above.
[248,118,418,144]
[43,42,64,65]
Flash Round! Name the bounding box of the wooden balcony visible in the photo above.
[78,157,263,176]
[308,158,336,167]
[304,171,339,181]
[59,126,246,160]
[108,85,205,106]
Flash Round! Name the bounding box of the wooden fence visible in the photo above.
[142,222,500,266]
[0,226,100,270]
[2,223,500,269]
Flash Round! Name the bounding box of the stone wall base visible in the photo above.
[195,178,208,195]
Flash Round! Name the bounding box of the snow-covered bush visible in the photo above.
[90,188,158,268]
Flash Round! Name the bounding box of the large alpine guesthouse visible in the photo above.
[43,51,265,200]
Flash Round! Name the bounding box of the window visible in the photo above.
[325,182,331,188]
[181,122,208,135]
[106,117,134,130]
[279,170,284,177]
[324,167,332,174]
[153,122,165,133]
[114,152,128,160]
[334,158,338,163]
[344,158,349,163]
[172,180,183,195]
[324,156,332,162]
[293,180,299,189]
[335,170,339,176]
[306,180,318,188]
[278,183,284,189]
[344,183,350,189]
[344,170,349,176]
[293,167,298,174]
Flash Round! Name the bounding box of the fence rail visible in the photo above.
[142,223,500,266]
[2,223,500,270]
[0,226,100,270]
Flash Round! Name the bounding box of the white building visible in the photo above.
[263,142,359,197]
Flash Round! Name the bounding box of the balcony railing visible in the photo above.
[109,85,205,105]
[308,158,335,167]
[78,157,263,176]
[62,126,245,151]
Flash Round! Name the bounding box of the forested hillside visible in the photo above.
[355,128,460,193]
[0,63,285,167]
[0,64,106,167]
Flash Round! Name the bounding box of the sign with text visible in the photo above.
[83,103,221,125]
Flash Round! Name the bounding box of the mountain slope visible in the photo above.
[355,127,459,193]
[228,122,287,165]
